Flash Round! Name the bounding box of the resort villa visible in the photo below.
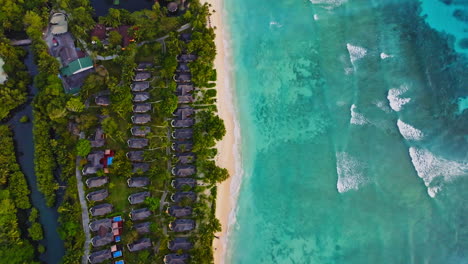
[48,12,94,93]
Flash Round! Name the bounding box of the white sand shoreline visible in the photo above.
[200,0,240,263]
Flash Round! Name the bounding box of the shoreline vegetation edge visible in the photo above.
[201,0,239,263]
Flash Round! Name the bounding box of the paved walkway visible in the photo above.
[76,134,91,264]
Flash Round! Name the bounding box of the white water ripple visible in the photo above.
[409,147,468,198]
[310,0,348,9]
[350,104,368,125]
[387,85,411,112]
[397,119,424,141]
[336,152,367,193]
[347,43,368,64]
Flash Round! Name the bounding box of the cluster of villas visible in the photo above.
[163,47,200,264]
[82,128,130,264]
[83,65,156,263]
[83,31,202,263]
[47,12,94,94]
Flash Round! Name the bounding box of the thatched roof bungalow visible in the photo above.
[86,189,109,202]
[169,219,195,232]
[175,153,196,164]
[168,238,193,251]
[134,72,151,81]
[127,177,150,188]
[132,163,150,173]
[131,81,150,92]
[128,191,150,205]
[167,206,192,218]
[95,95,110,106]
[88,249,112,264]
[89,127,105,148]
[86,176,108,188]
[176,84,194,96]
[164,253,190,264]
[127,138,149,149]
[171,178,196,190]
[171,165,196,177]
[133,103,152,113]
[173,107,194,120]
[133,92,150,102]
[174,73,191,83]
[136,63,153,71]
[177,54,197,62]
[127,151,144,162]
[89,203,113,217]
[171,192,197,203]
[91,233,114,247]
[172,129,193,140]
[131,114,151,124]
[89,218,112,232]
[172,142,193,153]
[134,222,151,234]
[130,208,151,221]
[131,126,150,137]
[127,238,152,252]
[171,119,194,128]
[176,63,190,73]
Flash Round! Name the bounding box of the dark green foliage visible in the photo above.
[197,160,229,185]
[28,222,43,241]
[193,111,226,152]
[19,115,29,123]
[76,139,91,157]
[0,42,29,120]
[0,191,36,263]
[0,125,31,209]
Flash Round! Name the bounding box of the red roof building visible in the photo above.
[91,24,106,41]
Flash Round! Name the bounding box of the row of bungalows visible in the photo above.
[84,104,124,263]
[129,64,153,178]
[88,216,125,263]
[121,63,155,258]
[164,49,199,264]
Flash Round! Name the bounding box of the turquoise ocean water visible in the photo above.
[224,0,468,263]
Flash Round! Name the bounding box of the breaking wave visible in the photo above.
[397,119,424,141]
[350,104,368,125]
[336,152,367,193]
[347,43,368,64]
[409,147,468,197]
[310,0,348,9]
[387,85,411,112]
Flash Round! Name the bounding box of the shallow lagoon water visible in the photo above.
[225,0,468,263]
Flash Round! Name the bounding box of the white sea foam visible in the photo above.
[269,21,283,28]
[397,119,424,141]
[350,104,368,125]
[409,147,468,197]
[347,43,368,64]
[310,0,348,9]
[313,14,319,21]
[380,52,393,59]
[336,152,367,193]
[387,85,411,112]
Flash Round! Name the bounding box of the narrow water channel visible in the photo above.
[9,47,65,264]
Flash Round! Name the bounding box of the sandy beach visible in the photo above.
[200,0,236,263]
